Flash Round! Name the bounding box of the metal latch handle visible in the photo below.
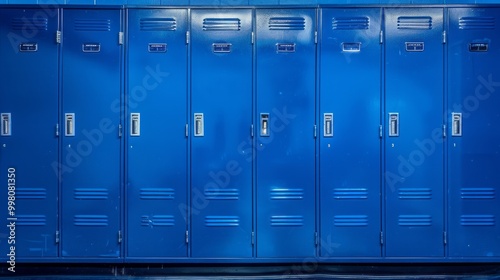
[1,113,11,136]
[65,113,75,136]
[194,113,204,137]
[130,113,140,136]
[389,113,399,137]
[260,113,269,137]
[452,112,462,137]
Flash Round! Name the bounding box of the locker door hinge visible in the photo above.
[250,124,254,138]
[442,31,447,44]
[443,124,447,138]
[55,124,60,137]
[56,31,61,44]
[379,125,383,138]
[185,230,189,243]
[314,31,318,44]
[118,230,122,243]
[379,31,383,44]
[315,232,319,246]
[118,32,124,45]
[55,231,60,244]
[118,124,123,137]
[185,124,189,137]
[251,232,255,245]
[314,125,317,138]
[444,231,447,245]
[251,32,255,44]
[380,232,384,245]
[186,31,190,45]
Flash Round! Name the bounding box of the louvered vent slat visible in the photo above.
[269,17,306,30]
[397,16,432,29]
[332,17,369,30]
[140,18,177,31]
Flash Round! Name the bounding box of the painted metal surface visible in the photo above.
[190,9,253,258]
[61,9,122,258]
[0,8,59,258]
[0,5,499,264]
[448,7,500,258]
[126,9,188,259]
[384,8,445,257]
[319,8,382,258]
[255,8,316,258]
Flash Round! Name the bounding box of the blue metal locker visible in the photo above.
[255,9,316,258]
[61,9,122,258]
[126,9,188,259]
[319,8,382,258]
[448,8,500,258]
[384,8,445,257]
[0,9,59,259]
[190,9,253,258]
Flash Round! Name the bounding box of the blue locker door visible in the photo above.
[61,9,122,258]
[448,8,500,257]
[319,8,382,258]
[256,9,316,258]
[0,9,59,258]
[191,9,253,258]
[126,9,188,258]
[384,8,444,257]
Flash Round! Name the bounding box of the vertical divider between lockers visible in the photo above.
[58,6,64,261]
[187,7,192,259]
[123,7,128,262]
[251,7,257,259]
[380,6,386,259]
[254,6,262,259]
[442,8,451,259]
[315,5,321,260]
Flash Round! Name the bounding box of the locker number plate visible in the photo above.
[19,43,38,52]
[82,43,101,53]
[405,42,424,52]
[213,43,231,53]
[469,43,488,52]
[342,42,361,52]
[277,43,296,53]
[149,43,167,53]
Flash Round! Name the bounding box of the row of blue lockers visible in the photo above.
[0,6,499,263]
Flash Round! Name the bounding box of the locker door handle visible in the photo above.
[65,113,75,137]
[389,113,399,137]
[194,113,204,137]
[1,113,11,136]
[130,113,140,136]
[452,112,462,137]
[260,113,270,137]
[324,113,333,137]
